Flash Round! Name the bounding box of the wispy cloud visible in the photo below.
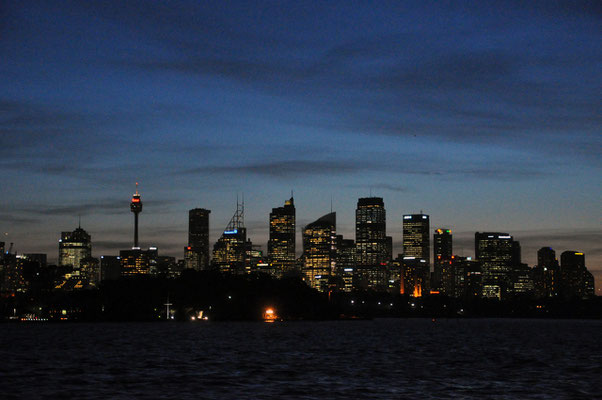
[347,183,408,193]
[7,199,178,217]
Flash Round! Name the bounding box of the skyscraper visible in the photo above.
[533,247,559,298]
[120,248,151,275]
[559,251,595,299]
[100,255,121,281]
[335,234,356,292]
[186,208,211,270]
[355,197,387,266]
[402,214,430,264]
[434,228,453,294]
[130,183,143,248]
[212,200,247,274]
[58,226,92,269]
[268,197,296,277]
[537,247,558,268]
[474,232,514,299]
[302,212,336,292]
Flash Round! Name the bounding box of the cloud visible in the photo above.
[108,1,601,167]
[8,199,178,217]
[0,215,40,225]
[347,183,408,193]
[179,155,548,182]
[181,160,368,179]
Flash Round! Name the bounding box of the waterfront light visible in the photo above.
[263,308,278,322]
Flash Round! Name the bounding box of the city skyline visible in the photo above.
[3,189,598,291]
[1,1,600,288]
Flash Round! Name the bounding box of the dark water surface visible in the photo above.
[1,319,600,399]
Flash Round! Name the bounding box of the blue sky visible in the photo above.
[1,1,600,289]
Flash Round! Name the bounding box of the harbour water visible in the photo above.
[1,319,600,399]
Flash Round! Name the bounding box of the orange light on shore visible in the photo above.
[263,308,278,322]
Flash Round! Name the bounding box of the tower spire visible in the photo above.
[130,183,143,248]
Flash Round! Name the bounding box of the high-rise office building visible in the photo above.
[400,256,430,297]
[59,226,92,269]
[335,234,356,292]
[212,200,247,274]
[120,248,151,275]
[268,197,296,277]
[559,251,595,299]
[533,247,559,298]
[538,247,558,268]
[402,214,430,264]
[302,212,336,292]
[451,256,482,298]
[355,197,387,266]
[80,257,100,287]
[100,255,121,281]
[186,208,211,270]
[474,232,514,299]
[130,183,143,248]
[433,228,453,294]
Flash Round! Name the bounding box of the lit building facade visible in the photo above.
[58,227,92,269]
[120,247,157,276]
[355,197,387,266]
[302,212,336,292]
[80,257,100,287]
[268,197,296,277]
[212,201,247,274]
[475,232,514,299]
[433,228,453,294]
[403,214,430,265]
[187,208,211,270]
[335,235,356,292]
[212,229,247,274]
[400,256,430,297]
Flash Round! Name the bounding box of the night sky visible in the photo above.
[1,1,600,290]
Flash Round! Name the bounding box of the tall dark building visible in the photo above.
[268,197,296,277]
[559,251,595,299]
[100,255,121,281]
[59,226,92,269]
[212,201,247,274]
[186,208,211,270]
[533,247,559,298]
[402,214,430,264]
[335,235,356,292]
[452,256,482,299]
[302,212,336,292]
[475,232,514,299]
[433,228,453,294]
[130,183,143,248]
[355,197,387,266]
[537,247,558,268]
